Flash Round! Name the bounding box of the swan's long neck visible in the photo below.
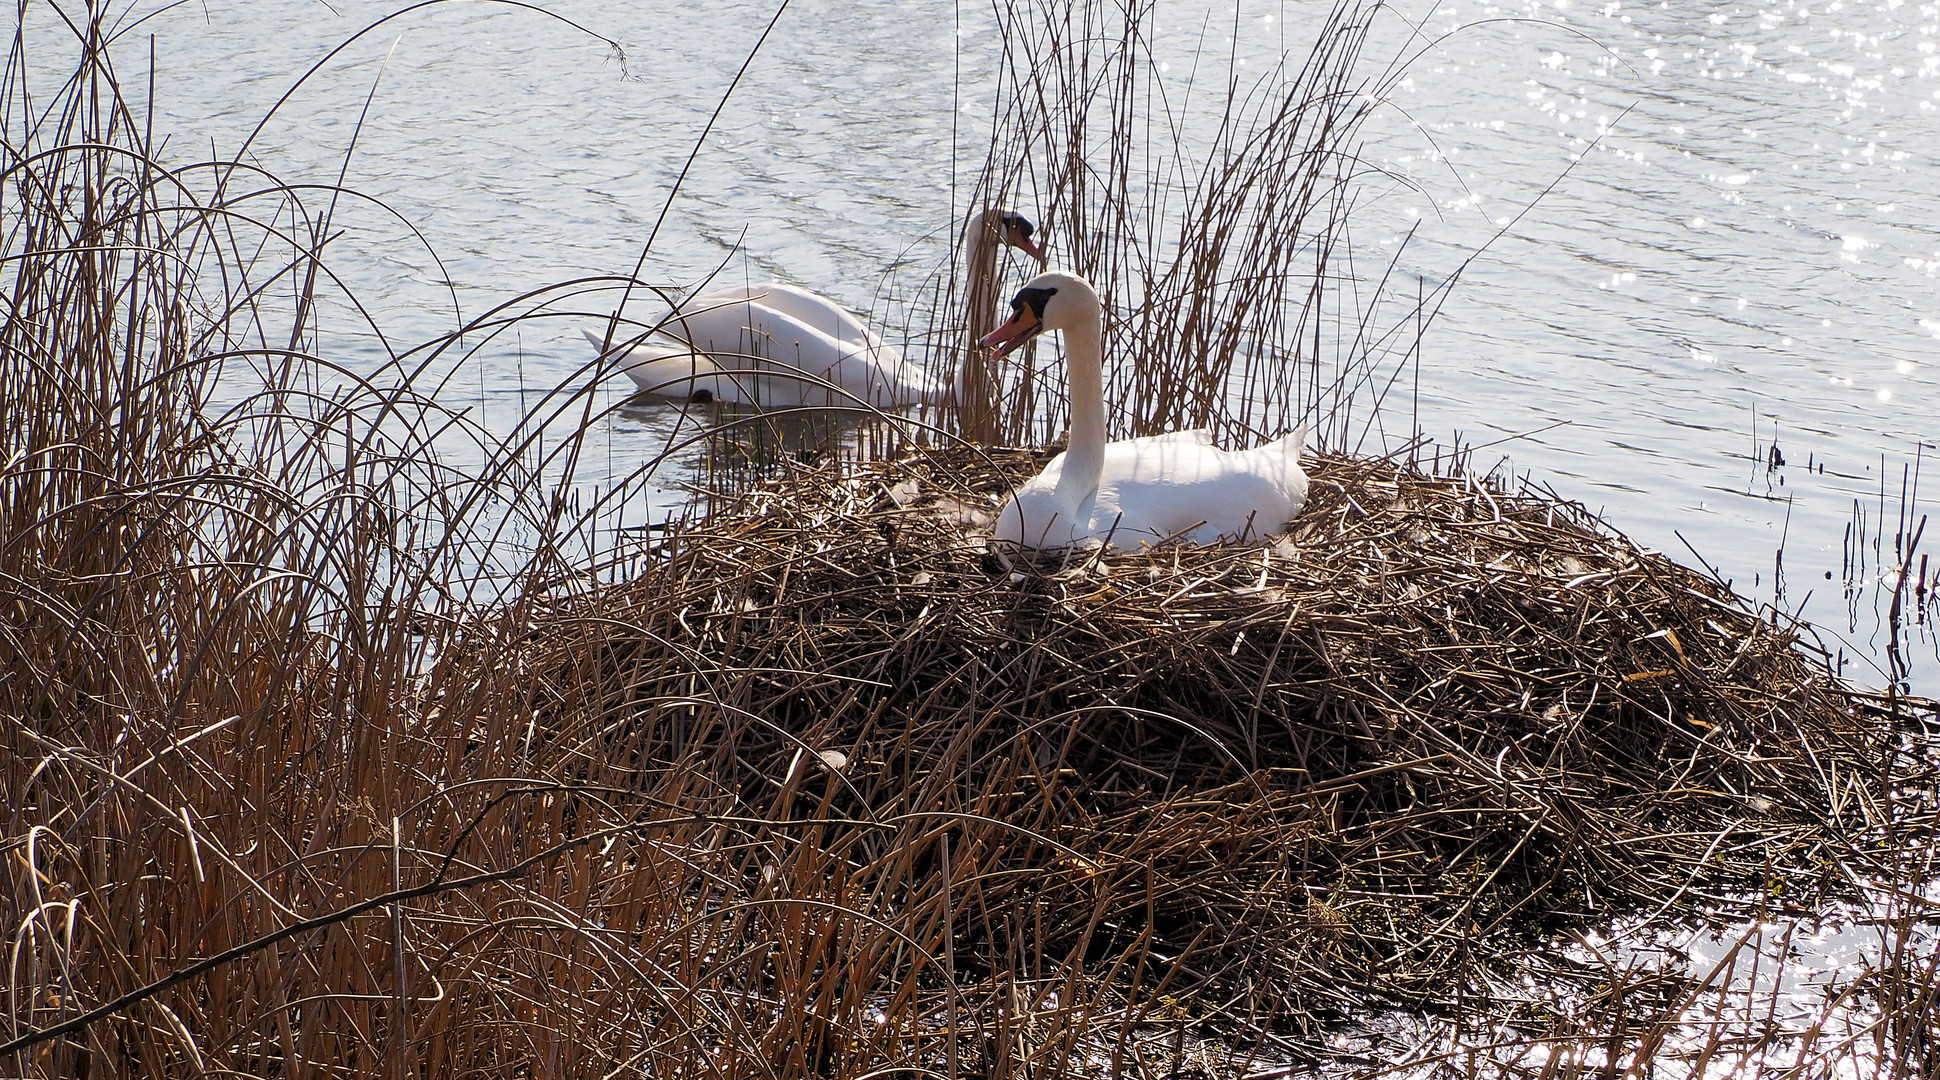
[962,210,1002,344]
[958,210,1006,443]
[964,209,998,268]
[1052,306,1106,506]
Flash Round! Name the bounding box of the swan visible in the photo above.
[959,207,1046,442]
[584,288,922,409]
[979,270,1309,550]
[588,209,1041,409]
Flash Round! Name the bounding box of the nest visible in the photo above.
[507,445,1901,1027]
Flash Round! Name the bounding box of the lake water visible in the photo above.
[88,0,1936,695]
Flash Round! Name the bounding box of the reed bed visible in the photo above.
[7,1,1940,1078]
[914,0,1418,451]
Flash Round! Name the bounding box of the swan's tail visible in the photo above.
[1261,423,1307,460]
[1267,424,1311,524]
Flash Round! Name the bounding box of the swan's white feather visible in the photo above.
[588,287,942,408]
[997,428,1308,548]
[588,209,1042,411]
[989,272,1309,550]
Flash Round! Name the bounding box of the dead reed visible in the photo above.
[6,1,1938,1078]
[909,0,1423,452]
[480,445,1932,1060]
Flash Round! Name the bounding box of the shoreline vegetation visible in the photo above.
[6,2,1938,1078]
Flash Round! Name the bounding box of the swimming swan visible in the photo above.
[588,209,1041,409]
[980,271,1309,549]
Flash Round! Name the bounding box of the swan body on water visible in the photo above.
[980,271,1309,549]
[589,209,1040,409]
[584,284,929,408]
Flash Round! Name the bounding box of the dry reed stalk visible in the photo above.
[7,2,1938,1079]
[917,0,1432,454]
[4,5,766,1077]
[474,444,1935,1074]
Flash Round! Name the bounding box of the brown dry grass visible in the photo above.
[6,2,1939,1079]
[912,0,1418,451]
[495,445,1922,1036]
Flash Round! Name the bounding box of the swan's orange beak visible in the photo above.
[1008,224,1044,263]
[978,305,1041,359]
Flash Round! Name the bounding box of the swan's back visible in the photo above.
[659,285,941,407]
[995,427,1308,549]
[697,282,887,353]
[1095,427,1307,546]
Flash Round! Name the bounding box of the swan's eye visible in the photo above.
[1004,214,1035,238]
[1022,286,1055,317]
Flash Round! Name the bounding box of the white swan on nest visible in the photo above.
[979,270,1309,550]
[586,209,1042,409]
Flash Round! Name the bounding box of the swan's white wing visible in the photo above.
[663,290,940,407]
[996,429,1302,548]
[697,282,887,352]
[1088,430,1308,545]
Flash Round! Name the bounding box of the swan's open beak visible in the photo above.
[978,306,1041,359]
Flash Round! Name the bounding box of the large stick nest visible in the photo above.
[505,445,1897,1022]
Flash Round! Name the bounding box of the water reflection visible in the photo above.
[1358,0,1936,693]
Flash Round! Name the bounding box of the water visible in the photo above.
[1298,890,1940,1077]
[83,0,1936,694]
[1358,0,1939,699]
